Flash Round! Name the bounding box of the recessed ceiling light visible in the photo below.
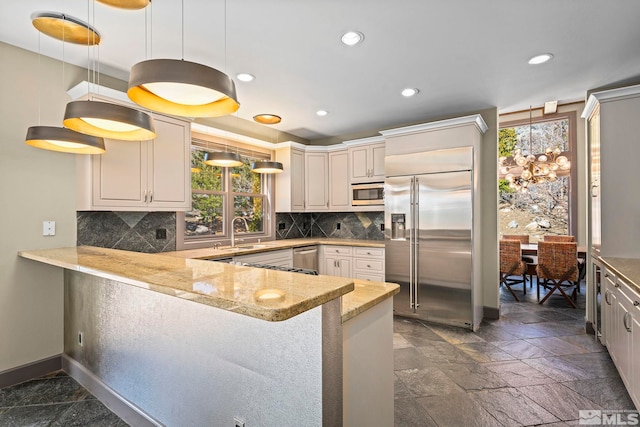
[236,73,255,82]
[528,53,554,65]
[341,31,364,46]
[401,88,419,97]
[316,110,328,117]
[253,114,281,124]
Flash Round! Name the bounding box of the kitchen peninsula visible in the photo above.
[18,245,398,427]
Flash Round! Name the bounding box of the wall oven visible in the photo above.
[352,182,384,206]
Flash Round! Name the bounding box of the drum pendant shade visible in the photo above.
[64,100,156,141]
[128,59,239,118]
[26,126,105,154]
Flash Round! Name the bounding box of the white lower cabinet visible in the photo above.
[320,245,385,280]
[601,268,640,409]
[233,249,293,268]
[323,246,353,278]
[353,247,385,282]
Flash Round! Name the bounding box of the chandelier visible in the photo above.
[498,106,570,192]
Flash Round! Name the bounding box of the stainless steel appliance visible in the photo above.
[351,182,384,206]
[385,147,474,329]
[293,246,319,273]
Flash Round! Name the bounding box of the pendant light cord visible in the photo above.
[37,32,41,125]
[181,0,184,60]
[224,0,227,72]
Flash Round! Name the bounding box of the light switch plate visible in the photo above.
[43,221,56,236]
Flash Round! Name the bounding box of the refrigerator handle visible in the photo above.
[414,177,419,310]
[409,176,415,310]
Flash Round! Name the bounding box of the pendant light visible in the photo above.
[204,151,243,167]
[127,0,239,117]
[96,0,149,10]
[26,126,105,154]
[63,0,156,141]
[31,12,101,45]
[25,18,105,154]
[251,160,283,174]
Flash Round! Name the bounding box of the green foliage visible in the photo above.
[499,127,517,157]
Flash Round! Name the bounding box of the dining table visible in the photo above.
[521,243,588,258]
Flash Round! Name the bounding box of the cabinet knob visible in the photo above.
[367,264,371,268]
[367,252,371,255]
[635,301,640,306]
[615,283,620,288]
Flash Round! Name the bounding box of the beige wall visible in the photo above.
[0,42,78,371]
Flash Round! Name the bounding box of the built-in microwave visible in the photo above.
[352,182,384,206]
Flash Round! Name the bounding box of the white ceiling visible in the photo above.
[2,0,640,142]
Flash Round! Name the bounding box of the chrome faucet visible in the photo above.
[230,216,249,247]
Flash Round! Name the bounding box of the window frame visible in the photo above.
[498,110,578,239]
[176,137,276,251]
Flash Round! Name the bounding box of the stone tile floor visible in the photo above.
[394,281,638,426]
[0,371,128,426]
[1,281,635,426]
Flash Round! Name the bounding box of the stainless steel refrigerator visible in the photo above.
[385,146,474,329]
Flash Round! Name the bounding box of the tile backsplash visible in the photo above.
[77,211,176,253]
[77,210,383,253]
[276,212,384,241]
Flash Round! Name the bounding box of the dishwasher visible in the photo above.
[293,246,318,273]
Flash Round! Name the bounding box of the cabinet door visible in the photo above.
[92,138,147,207]
[614,289,633,388]
[291,149,306,211]
[324,255,338,276]
[337,257,352,278]
[305,152,329,210]
[603,272,616,349]
[370,142,386,180]
[148,115,190,210]
[349,146,369,182]
[632,308,640,408]
[329,150,350,210]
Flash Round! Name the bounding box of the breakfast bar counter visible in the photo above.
[18,245,398,427]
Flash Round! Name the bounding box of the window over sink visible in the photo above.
[176,135,275,250]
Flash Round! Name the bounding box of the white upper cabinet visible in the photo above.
[345,137,385,183]
[77,97,191,212]
[275,145,306,212]
[305,151,329,210]
[329,150,350,210]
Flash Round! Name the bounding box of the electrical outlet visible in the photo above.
[233,417,245,427]
[380,223,385,231]
[278,223,286,230]
[43,221,56,236]
[156,228,167,239]
[78,332,84,347]
[336,222,341,230]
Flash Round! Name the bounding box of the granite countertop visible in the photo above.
[598,256,640,294]
[19,246,354,322]
[163,238,384,259]
[19,245,399,323]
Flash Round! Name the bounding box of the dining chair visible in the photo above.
[536,241,579,308]
[543,235,584,291]
[543,235,575,242]
[500,239,527,301]
[502,234,536,286]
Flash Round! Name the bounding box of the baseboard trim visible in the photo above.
[62,355,161,427]
[483,306,500,320]
[0,354,62,389]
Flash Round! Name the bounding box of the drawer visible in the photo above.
[324,245,353,256]
[354,258,384,272]
[354,272,385,282]
[354,247,384,258]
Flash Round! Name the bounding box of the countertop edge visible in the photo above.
[341,282,400,323]
[18,247,356,322]
[598,256,640,294]
[164,238,385,259]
